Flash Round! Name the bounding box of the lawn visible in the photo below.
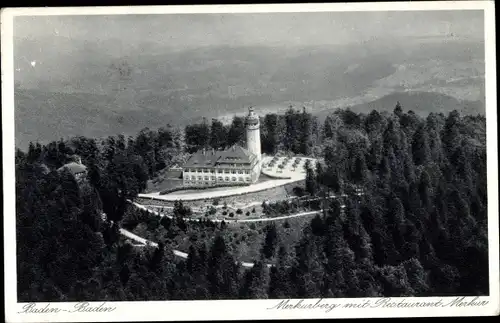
[134,181,304,221]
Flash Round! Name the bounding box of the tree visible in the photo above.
[157,127,174,148]
[298,107,313,155]
[284,106,300,153]
[387,196,406,253]
[185,121,210,152]
[311,214,325,236]
[290,232,325,298]
[418,170,432,212]
[350,153,368,185]
[134,128,158,177]
[99,152,148,222]
[207,236,239,299]
[344,200,373,263]
[227,116,245,147]
[379,264,414,296]
[323,115,336,139]
[368,138,383,171]
[403,258,429,295]
[268,245,293,298]
[173,200,192,218]
[16,163,107,302]
[383,119,402,154]
[261,223,279,259]
[323,214,355,297]
[239,261,268,299]
[394,101,403,118]
[305,162,317,196]
[210,118,228,149]
[149,242,165,272]
[412,124,431,166]
[262,114,280,154]
[70,136,100,165]
[365,110,384,134]
[339,109,362,128]
[442,110,462,159]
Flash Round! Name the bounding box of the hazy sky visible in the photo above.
[15,10,484,50]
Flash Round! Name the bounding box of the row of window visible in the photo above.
[185,168,250,175]
[185,176,251,183]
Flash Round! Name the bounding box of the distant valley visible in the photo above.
[14,36,485,149]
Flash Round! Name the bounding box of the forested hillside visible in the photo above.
[16,104,488,301]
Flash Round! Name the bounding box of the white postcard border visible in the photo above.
[2,2,498,322]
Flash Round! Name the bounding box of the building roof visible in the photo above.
[183,145,255,168]
[245,107,259,126]
[58,162,87,176]
[218,145,254,164]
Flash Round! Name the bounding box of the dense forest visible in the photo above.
[16,103,488,301]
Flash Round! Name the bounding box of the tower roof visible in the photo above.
[245,106,259,125]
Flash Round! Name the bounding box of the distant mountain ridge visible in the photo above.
[15,87,485,151]
[14,39,485,150]
[314,91,484,121]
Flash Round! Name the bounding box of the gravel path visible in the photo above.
[137,177,304,202]
[130,200,323,223]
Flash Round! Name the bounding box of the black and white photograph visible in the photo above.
[2,2,499,321]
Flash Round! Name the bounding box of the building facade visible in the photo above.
[182,108,262,187]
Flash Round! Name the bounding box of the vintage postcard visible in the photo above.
[2,1,498,322]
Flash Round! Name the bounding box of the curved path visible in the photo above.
[139,194,339,213]
[138,176,304,202]
[130,200,323,223]
[137,200,263,214]
[122,190,361,269]
[122,201,327,268]
[119,227,271,268]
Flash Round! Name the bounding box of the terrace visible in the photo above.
[261,156,318,179]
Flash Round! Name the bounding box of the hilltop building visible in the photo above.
[182,107,262,187]
[57,155,87,182]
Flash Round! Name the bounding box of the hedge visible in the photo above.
[159,182,249,195]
